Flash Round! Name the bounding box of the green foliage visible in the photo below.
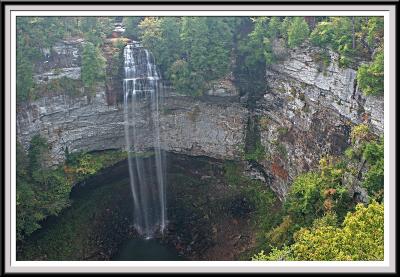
[287,17,310,48]
[138,17,163,51]
[137,16,234,95]
[312,49,331,73]
[169,59,194,93]
[140,17,182,79]
[106,41,125,89]
[16,16,384,103]
[81,42,106,97]
[224,161,245,187]
[309,16,383,68]
[16,16,114,104]
[17,17,69,55]
[363,158,384,200]
[252,247,293,261]
[310,21,335,47]
[346,125,384,200]
[310,17,355,64]
[350,123,370,145]
[17,135,127,241]
[122,16,144,40]
[18,176,133,260]
[259,124,384,261]
[364,17,384,49]
[244,142,266,162]
[284,172,325,227]
[16,52,34,102]
[33,78,83,98]
[284,155,353,231]
[224,163,282,257]
[357,49,384,95]
[28,134,49,175]
[362,138,384,163]
[64,150,128,183]
[238,17,271,68]
[258,201,383,261]
[178,17,234,94]
[17,136,71,241]
[79,17,113,46]
[265,215,296,249]
[361,139,384,200]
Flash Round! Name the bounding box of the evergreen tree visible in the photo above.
[81,42,106,98]
[123,16,145,40]
[287,17,310,48]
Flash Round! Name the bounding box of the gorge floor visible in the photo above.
[17,152,281,261]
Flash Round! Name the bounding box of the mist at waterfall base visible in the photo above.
[123,42,167,239]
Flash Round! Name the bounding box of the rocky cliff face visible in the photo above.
[252,45,384,198]
[16,41,383,200]
[16,92,247,165]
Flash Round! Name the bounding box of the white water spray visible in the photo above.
[123,42,167,238]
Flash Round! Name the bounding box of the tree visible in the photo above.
[254,201,384,261]
[80,17,113,46]
[123,16,145,40]
[16,16,116,104]
[347,126,384,200]
[308,16,381,67]
[287,17,310,48]
[16,52,34,102]
[135,16,235,95]
[81,42,106,98]
[28,134,49,178]
[267,17,282,39]
[139,17,162,51]
[180,17,210,77]
[364,17,384,50]
[284,172,325,227]
[357,49,384,95]
[139,17,182,80]
[238,17,269,67]
[309,21,335,47]
[202,17,233,79]
[17,135,71,241]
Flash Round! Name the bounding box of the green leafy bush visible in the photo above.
[17,136,71,241]
[17,135,127,241]
[255,201,383,261]
[357,49,384,95]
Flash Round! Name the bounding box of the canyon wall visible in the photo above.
[254,45,383,198]
[16,39,384,200]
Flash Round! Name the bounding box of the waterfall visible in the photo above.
[123,42,166,238]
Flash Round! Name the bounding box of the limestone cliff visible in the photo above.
[17,92,247,164]
[253,45,383,198]
[16,40,383,200]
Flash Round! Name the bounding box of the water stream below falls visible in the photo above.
[123,42,167,238]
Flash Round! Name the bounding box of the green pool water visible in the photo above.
[111,238,185,261]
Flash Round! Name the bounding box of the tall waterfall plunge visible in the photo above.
[123,42,167,238]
